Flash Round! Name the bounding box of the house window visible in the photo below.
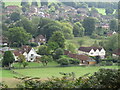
[31,54,34,56]
[91,53,93,54]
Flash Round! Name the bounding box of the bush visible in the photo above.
[69,58,80,65]
[99,61,106,66]
[106,61,113,66]
[57,58,70,65]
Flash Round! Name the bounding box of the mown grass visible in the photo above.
[12,61,59,68]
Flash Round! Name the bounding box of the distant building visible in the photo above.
[29,35,46,46]
[112,48,120,57]
[78,47,106,59]
[13,45,41,62]
[64,50,96,65]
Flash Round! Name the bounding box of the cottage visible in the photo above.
[29,35,46,46]
[64,50,96,65]
[13,45,41,62]
[78,47,106,59]
[0,35,8,46]
[112,48,120,57]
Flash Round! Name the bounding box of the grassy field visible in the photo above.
[66,36,105,48]
[1,65,119,87]
[13,61,59,68]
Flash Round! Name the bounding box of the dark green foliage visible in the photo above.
[10,12,20,22]
[41,0,48,6]
[69,58,80,65]
[49,31,65,49]
[87,69,120,88]
[57,58,70,65]
[105,8,114,15]
[73,22,84,37]
[37,45,50,55]
[83,17,96,36]
[7,27,32,47]
[2,51,15,67]
[21,0,29,7]
[31,0,38,6]
[109,19,118,31]
[40,55,53,66]
[53,48,64,59]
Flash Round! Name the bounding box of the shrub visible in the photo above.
[57,58,70,65]
[69,58,80,65]
[106,61,113,66]
[99,61,106,66]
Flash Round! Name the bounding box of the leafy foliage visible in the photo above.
[2,51,15,67]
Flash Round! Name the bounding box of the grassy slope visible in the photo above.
[66,36,104,48]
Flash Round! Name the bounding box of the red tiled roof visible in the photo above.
[13,50,24,56]
[113,48,120,55]
[78,47,102,52]
[21,45,32,53]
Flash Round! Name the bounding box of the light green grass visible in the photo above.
[13,65,118,78]
[66,36,104,48]
[13,61,59,68]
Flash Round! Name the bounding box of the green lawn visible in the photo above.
[66,36,105,48]
[1,65,118,78]
[13,61,59,68]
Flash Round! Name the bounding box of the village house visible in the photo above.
[64,50,96,65]
[78,47,106,59]
[5,5,19,14]
[112,48,120,57]
[13,45,41,62]
[29,35,46,46]
[107,31,117,36]
[0,35,8,46]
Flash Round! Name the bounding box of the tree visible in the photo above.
[83,17,96,36]
[10,12,20,22]
[53,48,64,59]
[31,0,38,6]
[38,45,50,55]
[105,34,119,54]
[21,0,29,7]
[41,0,48,6]
[18,54,28,68]
[7,27,32,47]
[2,51,15,67]
[57,58,70,66]
[65,43,76,53]
[40,55,53,66]
[105,8,114,15]
[73,22,84,37]
[15,17,34,34]
[49,31,65,48]
[47,41,59,52]
[109,19,118,31]
[78,40,84,46]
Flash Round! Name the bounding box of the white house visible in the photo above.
[78,47,106,59]
[13,45,41,62]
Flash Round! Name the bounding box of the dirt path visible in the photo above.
[1,77,48,88]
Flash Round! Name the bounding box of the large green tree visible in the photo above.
[31,0,38,6]
[10,12,20,22]
[83,17,96,36]
[105,8,114,15]
[73,22,84,37]
[41,0,48,6]
[7,27,32,47]
[38,45,51,55]
[2,51,15,67]
[49,31,65,49]
[109,19,118,31]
